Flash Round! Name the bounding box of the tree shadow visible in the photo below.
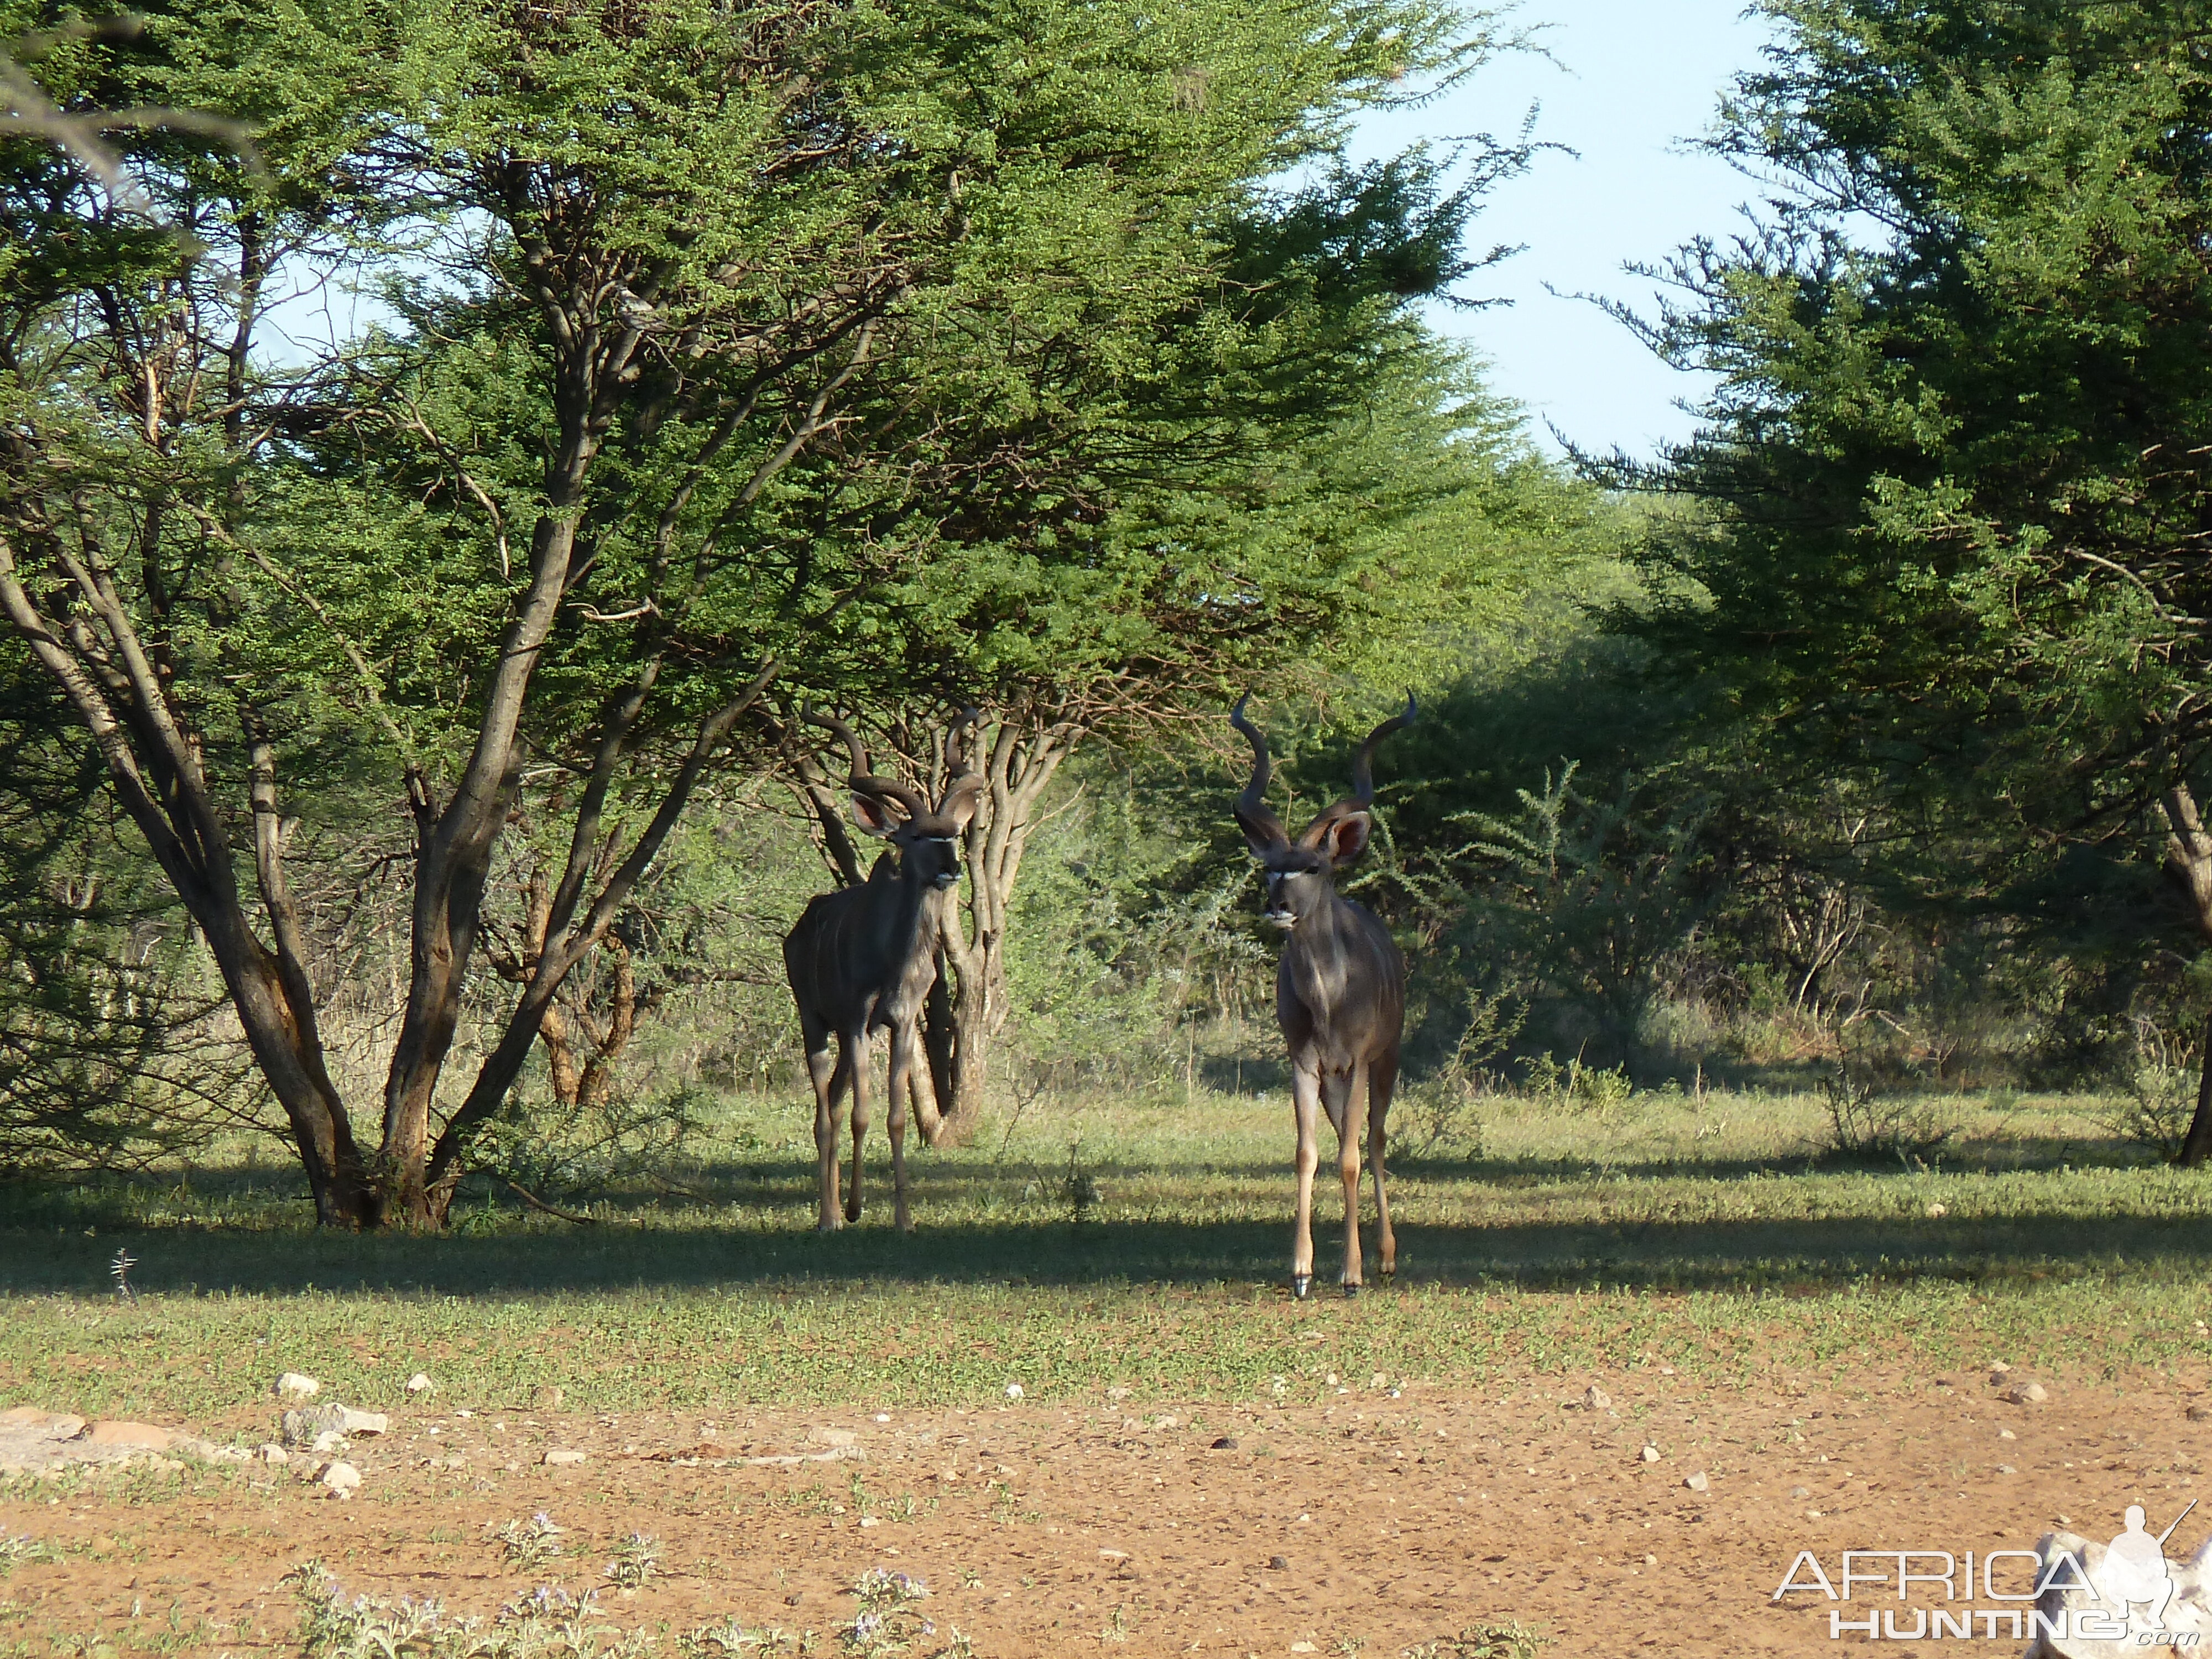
[3,1146,2205,1298]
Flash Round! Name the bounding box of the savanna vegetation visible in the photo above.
[3,0,2212,1379]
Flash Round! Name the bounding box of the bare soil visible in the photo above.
[3,1364,2205,1655]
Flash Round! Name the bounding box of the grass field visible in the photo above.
[4,1082,2209,1422]
[7,1083,2212,1658]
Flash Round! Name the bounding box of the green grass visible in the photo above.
[3,1085,2210,1421]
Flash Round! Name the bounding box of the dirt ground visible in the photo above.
[3,1362,2207,1656]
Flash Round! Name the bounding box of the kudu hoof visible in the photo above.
[1342,1282,1361,1299]
[1291,1274,1313,1301]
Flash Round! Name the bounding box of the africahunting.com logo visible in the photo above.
[1773,1500,2212,1649]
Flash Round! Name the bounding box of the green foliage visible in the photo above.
[1625,0,2212,962]
[1401,1626,1546,1659]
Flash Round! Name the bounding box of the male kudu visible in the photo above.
[1231,695,1416,1297]
[783,709,982,1232]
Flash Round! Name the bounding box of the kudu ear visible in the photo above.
[1234,805,1288,859]
[851,792,902,837]
[1305,811,1371,868]
[939,774,985,832]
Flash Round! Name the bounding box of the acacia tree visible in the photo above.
[1,0,1510,1220]
[1624,2,2212,1149]
[766,147,1560,1138]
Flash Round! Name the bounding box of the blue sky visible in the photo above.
[1352,1,1780,458]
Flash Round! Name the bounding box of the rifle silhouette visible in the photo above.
[2158,1499,2199,1550]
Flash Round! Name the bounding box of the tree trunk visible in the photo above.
[925,710,1074,1146]
[2161,785,2212,1166]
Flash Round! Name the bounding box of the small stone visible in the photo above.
[542,1448,586,1466]
[1154,1415,1179,1430]
[319,1460,360,1496]
[531,1385,564,1411]
[785,1593,803,1606]
[1324,1373,1339,1387]
[1924,1202,1947,1218]
[873,1413,891,1423]
[90,1535,114,1552]
[1641,1445,1661,1463]
[2189,1403,2212,1423]
[1100,1550,1130,1561]
[1211,1437,1240,1451]
[1989,1363,2012,1382]
[1790,1485,1811,1499]
[1998,1464,2017,1474]
[1370,1374,1387,1390]
[1999,1428,2016,1440]
[1584,1385,1613,1412]
[1644,1553,1657,1565]
[81,1421,174,1450]
[1291,1645,1318,1653]
[1684,1471,1710,1493]
[1005,1383,1024,1400]
[275,1373,320,1400]
[255,1443,289,1465]
[858,1516,879,1528]
[1267,1555,1291,1572]
[2006,1382,2048,1405]
[311,1430,348,1457]
[405,1373,434,1396]
[1107,1386,1131,1401]
[810,1427,859,1448]
[281,1404,385,1447]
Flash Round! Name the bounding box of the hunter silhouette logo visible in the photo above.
[2097,1501,2193,1630]
[1771,1498,2212,1647]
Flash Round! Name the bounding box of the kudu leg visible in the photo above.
[1290,1065,1322,1298]
[806,1028,845,1234]
[885,1022,918,1234]
[1338,1062,1369,1293]
[844,1023,873,1225]
[1368,1051,1399,1281]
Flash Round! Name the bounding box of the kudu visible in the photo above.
[1230,694,1416,1297]
[783,709,982,1232]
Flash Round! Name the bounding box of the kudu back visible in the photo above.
[1230,694,1416,1296]
[783,709,981,1232]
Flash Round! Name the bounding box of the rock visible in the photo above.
[2190,1402,2212,1423]
[1211,1437,1239,1451]
[1267,1555,1290,1572]
[1998,1464,2017,1474]
[1791,1485,1811,1499]
[281,1404,387,1447]
[2000,1428,2017,1439]
[542,1447,587,1466]
[1641,1444,1661,1463]
[0,1408,86,1438]
[255,1444,288,1465]
[1924,1202,1947,1218]
[1005,1384,1024,1400]
[1644,1553,1658,1566]
[2005,1381,2048,1405]
[1153,1415,1179,1430]
[275,1373,320,1400]
[1584,1385,1613,1413]
[319,1460,360,1496]
[809,1427,858,1448]
[1684,1471,1710,1493]
[80,1421,174,1450]
[531,1385,564,1411]
[1989,1362,2012,1383]
[405,1373,434,1396]
[312,1430,348,1455]
[1292,1645,1318,1653]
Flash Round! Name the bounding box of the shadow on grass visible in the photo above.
[4,1145,2209,1300]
